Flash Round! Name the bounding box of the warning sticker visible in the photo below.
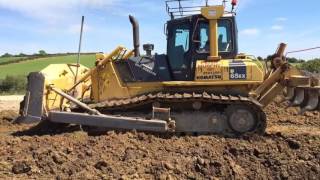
[196,61,222,80]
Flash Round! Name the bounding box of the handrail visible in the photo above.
[165,0,224,18]
[67,46,126,93]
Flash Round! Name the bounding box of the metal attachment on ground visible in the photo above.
[167,120,176,132]
[49,86,102,116]
[285,85,320,114]
[152,107,171,121]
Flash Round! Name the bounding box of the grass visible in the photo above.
[289,63,301,67]
[0,56,27,64]
[0,55,95,79]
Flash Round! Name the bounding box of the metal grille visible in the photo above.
[165,0,223,19]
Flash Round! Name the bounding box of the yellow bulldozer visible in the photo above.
[17,0,320,136]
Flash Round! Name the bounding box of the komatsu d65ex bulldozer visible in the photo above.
[17,0,320,136]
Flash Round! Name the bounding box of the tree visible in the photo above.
[1,53,12,58]
[286,57,298,63]
[266,55,274,60]
[265,54,306,64]
[257,56,263,61]
[0,76,26,92]
[299,58,320,73]
[38,50,47,56]
[18,53,27,57]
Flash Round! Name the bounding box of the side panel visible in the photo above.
[91,60,164,102]
[195,61,223,80]
[114,54,172,82]
[195,59,264,82]
[91,61,131,101]
[91,58,264,102]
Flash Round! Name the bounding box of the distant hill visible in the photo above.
[0,54,95,79]
[0,53,96,66]
[0,56,29,65]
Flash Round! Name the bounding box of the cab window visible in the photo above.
[175,27,190,52]
[167,23,190,69]
[197,19,233,53]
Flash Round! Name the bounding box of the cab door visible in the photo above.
[167,19,193,81]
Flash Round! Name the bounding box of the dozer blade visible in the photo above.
[48,111,170,133]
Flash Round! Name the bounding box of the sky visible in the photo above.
[0,0,319,59]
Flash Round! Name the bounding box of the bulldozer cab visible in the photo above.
[166,2,238,80]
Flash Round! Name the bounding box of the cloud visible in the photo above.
[0,0,120,23]
[275,17,288,21]
[271,25,284,31]
[240,28,260,36]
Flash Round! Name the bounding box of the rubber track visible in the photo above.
[87,92,267,135]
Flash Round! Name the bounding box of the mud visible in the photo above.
[0,98,319,179]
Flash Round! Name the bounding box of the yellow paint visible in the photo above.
[95,53,106,61]
[195,60,222,80]
[201,6,225,20]
[40,64,90,110]
[90,56,264,103]
[161,81,262,86]
[201,6,224,59]
[91,59,163,102]
[97,46,125,66]
[89,46,265,102]
[195,59,264,82]
[209,20,219,58]
[89,46,165,102]
[39,46,265,112]
[123,50,134,59]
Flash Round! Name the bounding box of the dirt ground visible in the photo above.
[0,97,319,179]
[0,95,23,112]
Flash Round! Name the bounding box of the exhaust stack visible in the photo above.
[129,15,140,57]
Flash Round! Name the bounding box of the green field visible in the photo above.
[0,56,27,64]
[0,55,95,79]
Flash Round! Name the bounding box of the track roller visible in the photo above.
[225,105,259,135]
